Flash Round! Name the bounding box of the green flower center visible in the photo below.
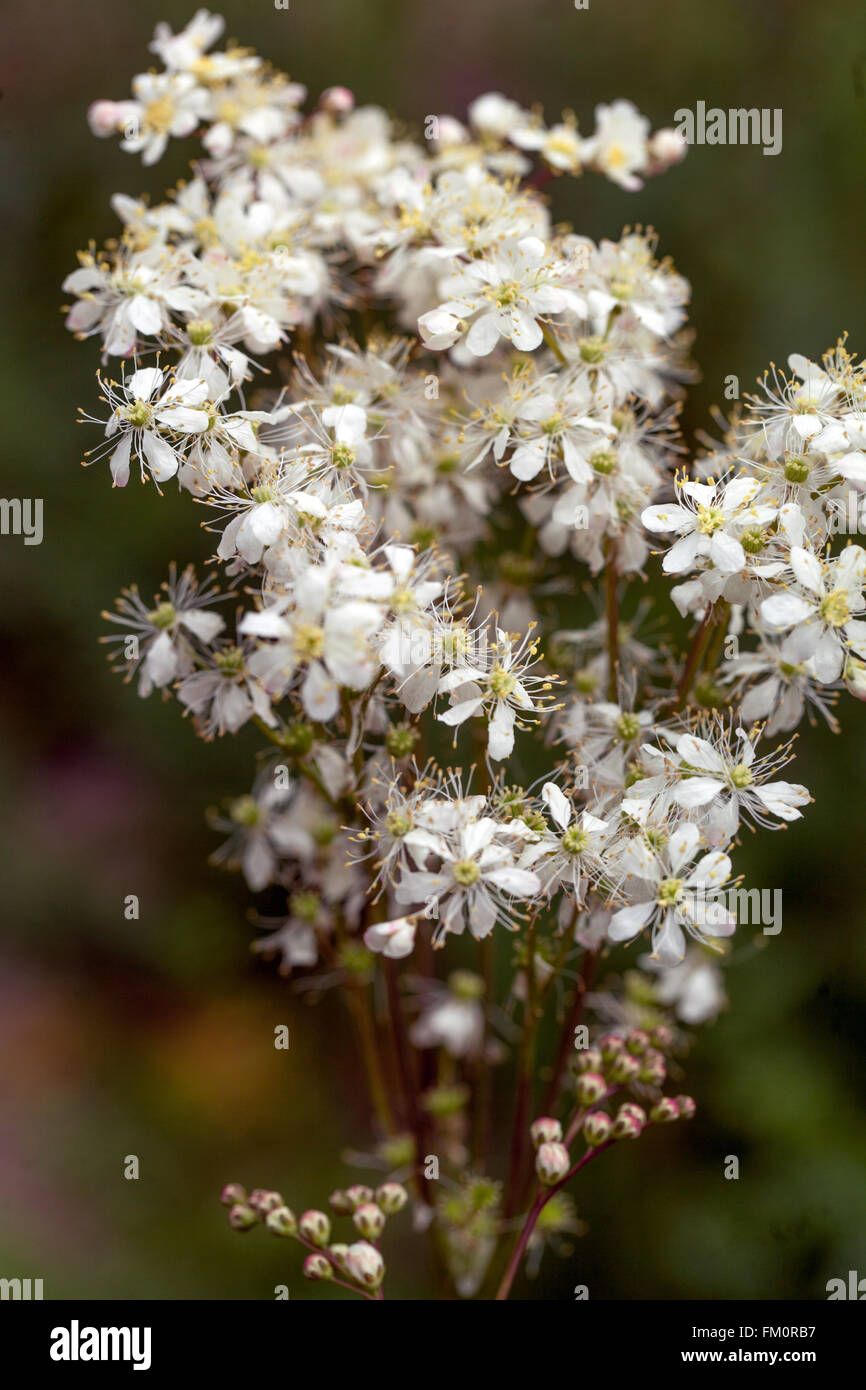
[820,588,850,628]
[492,280,521,307]
[187,318,214,346]
[385,810,413,837]
[657,877,684,907]
[578,336,606,363]
[230,795,261,827]
[294,623,325,658]
[332,442,356,469]
[616,713,641,741]
[124,399,153,429]
[561,825,591,855]
[591,448,617,475]
[784,455,811,484]
[740,527,765,554]
[697,504,725,535]
[489,665,517,698]
[452,859,481,886]
[728,763,754,789]
[147,601,176,629]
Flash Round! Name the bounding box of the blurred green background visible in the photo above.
[1,0,865,1300]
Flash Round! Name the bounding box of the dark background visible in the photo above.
[1,0,865,1299]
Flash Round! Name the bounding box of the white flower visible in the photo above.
[642,474,775,576]
[518,783,610,900]
[467,93,527,141]
[94,367,210,486]
[122,72,210,165]
[608,822,736,965]
[396,816,541,943]
[103,564,225,695]
[241,560,384,721]
[760,545,866,682]
[422,237,569,357]
[364,917,417,959]
[659,723,810,839]
[580,100,650,190]
[437,626,549,761]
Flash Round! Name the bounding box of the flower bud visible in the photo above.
[572,1046,603,1074]
[248,1188,283,1217]
[618,1101,647,1127]
[649,1097,680,1124]
[675,1095,696,1120]
[87,99,125,137]
[607,1051,641,1085]
[320,86,355,116]
[626,1029,651,1056]
[536,1141,571,1185]
[345,1241,385,1290]
[650,1024,673,1050]
[600,1033,624,1064]
[329,1189,354,1215]
[582,1111,613,1147]
[265,1205,297,1237]
[228,1203,258,1232]
[530,1117,563,1149]
[220,1182,247,1207]
[376,1182,408,1215]
[353,1202,386,1239]
[576,1071,607,1106]
[639,1049,667,1085]
[303,1252,334,1281]
[345,1184,375,1210]
[612,1105,644,1140]
[647,127,688,171]
[328,1243,350,1270]
[299,1209,331,1246]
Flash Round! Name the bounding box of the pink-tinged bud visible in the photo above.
[650,1097,680,1124]
[612,1105,644,1140]
[626,1029,651,1056]
[328,1243,350,1271]
[345,1240,385,1290]
[265,1205,297,1237]
[329,1189,354,1215]
[228,1203,258,1232]
[299,1209,331,1246]
[844,657,866,700]
[352,1202,386,1239]
[608,1051,641,1085]
[536,1141,571,1185]
[576,1071,607,1106]
[303,1252,334,1281]
[648,127,687,170]
[530,1117,563,1149]
[639,1049,667,1085]
[573,1046,603,1074]
[650,1025,673,1051]
[600,1033,624,1063]
[583,1111,613,1147]
[87,100,125,137]
[432,115,468,148]
[618,1102,647,1127]
[320,86,354,116]
[220,1182,247,1207]
[675,1095,696,1120]
[376,1182,408,1215]
[248,1188,283,1217]
[345,1184,375,1210]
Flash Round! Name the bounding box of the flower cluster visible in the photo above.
[68,12,865,1301]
